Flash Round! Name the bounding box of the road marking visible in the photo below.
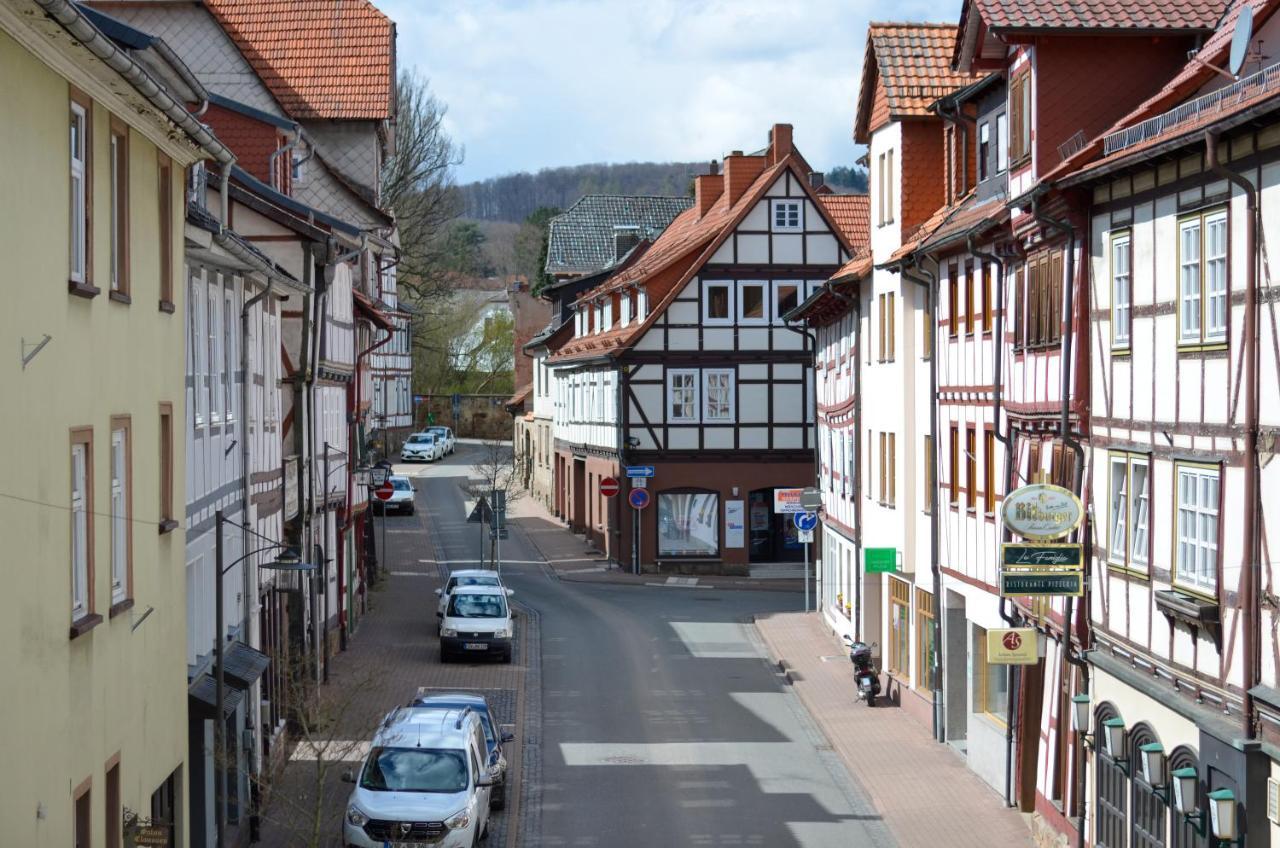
[389,571,433,577]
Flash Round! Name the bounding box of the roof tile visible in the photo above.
[973,0,1227,31]
[545,195,693,277]
[818,194,871,254]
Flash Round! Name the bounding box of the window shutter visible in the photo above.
[1050,248,1065,343]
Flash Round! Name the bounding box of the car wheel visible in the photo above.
[406,505,415,515]
[441,648,451,663]
[490,785,506,811]
[502,650,512,664]
[480,815,489,840]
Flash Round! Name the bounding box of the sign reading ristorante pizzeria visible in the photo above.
[999,483,1083,540]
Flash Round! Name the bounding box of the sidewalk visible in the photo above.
[507,493,805,592]
[755,611,1033,848]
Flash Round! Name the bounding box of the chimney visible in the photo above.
[723,150,766,206]
[612,226,641,263]
[808,171,825,190]
[770,123,794,165]
[695,160,724,217]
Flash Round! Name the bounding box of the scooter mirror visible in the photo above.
[871,642,879,649]
[841,635,854,645]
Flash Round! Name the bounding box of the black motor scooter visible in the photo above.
[841,635,881,706]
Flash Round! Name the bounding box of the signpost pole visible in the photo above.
[804,539,810,613]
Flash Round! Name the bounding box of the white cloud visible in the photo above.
[380,0,959,181]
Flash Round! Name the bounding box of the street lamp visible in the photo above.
[214,510,316,848]
[1101,718,1128,773]
[1071,694,1093,746]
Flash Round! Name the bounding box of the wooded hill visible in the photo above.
[458,162,867,223]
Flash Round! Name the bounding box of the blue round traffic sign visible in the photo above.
[628,488,651,510]
[793,511,818,531]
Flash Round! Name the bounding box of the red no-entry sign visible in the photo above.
[600,476,620,497]
[375,481,395,501]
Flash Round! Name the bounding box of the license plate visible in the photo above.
[385,842,428,848]
[464,642,487,650]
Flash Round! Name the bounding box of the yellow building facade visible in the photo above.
[0,4,220,844]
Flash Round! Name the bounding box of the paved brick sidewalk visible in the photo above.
[755,611,1033,848]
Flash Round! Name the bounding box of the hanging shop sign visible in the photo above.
[999,569,1085,597]
[985,628,1040,665]
[999,483,1084,540]
[1001,543,1083,569]
[864,547,898,574]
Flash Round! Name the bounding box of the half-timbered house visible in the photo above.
[549,124,861,574]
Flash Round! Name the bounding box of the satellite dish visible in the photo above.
[1229,4,1254,76]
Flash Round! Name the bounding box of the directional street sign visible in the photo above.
[628,488,651,510]
[600,477,620,497]
[800,487,823,511]
[793,511,818,532]
[375,481,394,501]
[625,466,655,478]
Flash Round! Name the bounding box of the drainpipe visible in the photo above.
[614,355,627,571]
[901,259,944,744]
[784,320,822,607]
[1206,130,1259,738]
[355,322,395,602]
[268,124,305,192]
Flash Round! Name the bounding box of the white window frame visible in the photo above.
[667,369,700,422]
[109,130,122,292]
[1177,209,1228,347]
[110,426,128,604]
[1175,463,1220,595]
[637,288,649,321]
[771,199,803,232]
[774,281,801,325]
[70,101,88,283]
[1110,231,1132,349]
[602,298,613,331]
[978,121,990,181]
[620,291,632,326]
[208,282,221,422]
[996,113,1009,173]
[702,369,735,421]
[1107,453,1150,575]
[703,280,734,325]
[1205,211,1228,342]
[224,289,235,421]
[736,280,769,325]
[71,441,89,620]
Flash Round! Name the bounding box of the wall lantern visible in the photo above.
[1071,694,1092,744]
[1207,788,1240,843]
[1101,717,1128,771]
[1138,742,1165,788]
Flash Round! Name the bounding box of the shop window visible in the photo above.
[915,588,936,692]
[657,491,719,558]
[972,626,1009,721]
[888,578,910,682]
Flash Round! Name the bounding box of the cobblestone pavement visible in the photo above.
[755,611,1034,847]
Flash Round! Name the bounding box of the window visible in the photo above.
[996,112,1009,173]
[1009,70,1031,164]
[948,263,959,339]
[877,149,895,225]
[878,432,886,503]
[158,153,173,309]
[922,287,933,358]
[737,280,768,324]
[159,403,174,526]
[888,578,910,681]
[109,419,131,607]
[1108,453,1150,574]
[75,781,91,848]
[949,425,960,506]
[978,122,990,181]
[703,369,734,420]
[965,427,976,509]
[964,260,975,335]
[657,491,719,557]
[106,760,120,848]
[771,199,802,231]
[1178,209,1228,346]
[1027,248,1064,347]
[916,589,936,692]
[1111,231,1132,348]
[1175,463,1219,594]
[981,262,993,333]
[984,429,997,515]
[667,369,699,422]
[109,117,129,297]
[224,291,235,420]
[886,292,896,361]
[1014,264,1027,347]
[620,291,632,325]
[71,429,94,623]
[775,282,800,321]
[973,626,1009,720]
[208,282,220,421]
[888,432,896,507]
[70,93,92,286]
[923,435,934,514]
[703,281,733,324]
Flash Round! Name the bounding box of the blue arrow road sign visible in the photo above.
[628,488,651,510]
[794,511,818,532]
[625,466,655,478]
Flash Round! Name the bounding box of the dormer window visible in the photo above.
[620,291,632,325]
[771,200,802,232]
[996,113,1008,173]
[978,122,990,181]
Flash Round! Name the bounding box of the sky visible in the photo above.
[381,0,960,183]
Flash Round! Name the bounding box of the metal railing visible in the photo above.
[1103,61,1280,156]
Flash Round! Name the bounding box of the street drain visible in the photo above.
[604,755,646,764]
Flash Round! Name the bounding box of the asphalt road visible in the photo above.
[396,443,891,847]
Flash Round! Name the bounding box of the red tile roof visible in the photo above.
[818,194,871,254]
[855,23,973,142]
[1049,0,1280,183]
[919,193,1009,253]
[205,0,394,121]
[884,201,958,265]
[972,0,1227,31]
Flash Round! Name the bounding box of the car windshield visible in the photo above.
[428,428,448,438]
[392,479,411,491]
[447,593,507,618]
[359,747,468,793]
[407,434,433,444]
[479,713,495,744]
[448,576,499,592]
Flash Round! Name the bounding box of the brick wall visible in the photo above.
[204,103,284,186]
[899,120,946,234]
[509,281,551,392]
[868,74,891,137]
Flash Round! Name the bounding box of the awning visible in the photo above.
[222,641,271,690]
[188,673,244,721]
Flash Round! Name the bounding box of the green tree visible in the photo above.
[437,220,491,275]
[513,206,561,295]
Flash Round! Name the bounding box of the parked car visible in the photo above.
[427,425,456,455]
[410,690,516,810]
[439,585,514,663]
[435,569,512,626]
[400,431,441,463]
[372,475,415,515]
[342,704,494,847]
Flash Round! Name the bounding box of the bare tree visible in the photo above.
[464,439,526,566]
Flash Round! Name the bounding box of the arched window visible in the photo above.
[1130,723,1167,848]
[1095,702,1128,848]
[1168,746,1205,848]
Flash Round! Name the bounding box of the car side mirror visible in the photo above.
[501,731,515,744]
[505,588,514,596]
[477,775,496,788]
[340,769,356,784]
[434,588,442,596]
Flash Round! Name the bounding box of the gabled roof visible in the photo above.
[204,0,394,121]
[882,200,959,267]
[1050,0,1280,185]
[545,195,693,277]
[918,192,1009,254]
[855,23,972,143]
[818,194,871,255]
[971,0,1226,33]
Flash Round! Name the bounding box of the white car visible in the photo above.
[426,425,456,455]
[400,431,441,463]
[373,475,415,515]
[435,569,510,624]
[440,585,514,663]
[342,704,494,848]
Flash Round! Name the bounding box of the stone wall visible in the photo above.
[414,394,513,440]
